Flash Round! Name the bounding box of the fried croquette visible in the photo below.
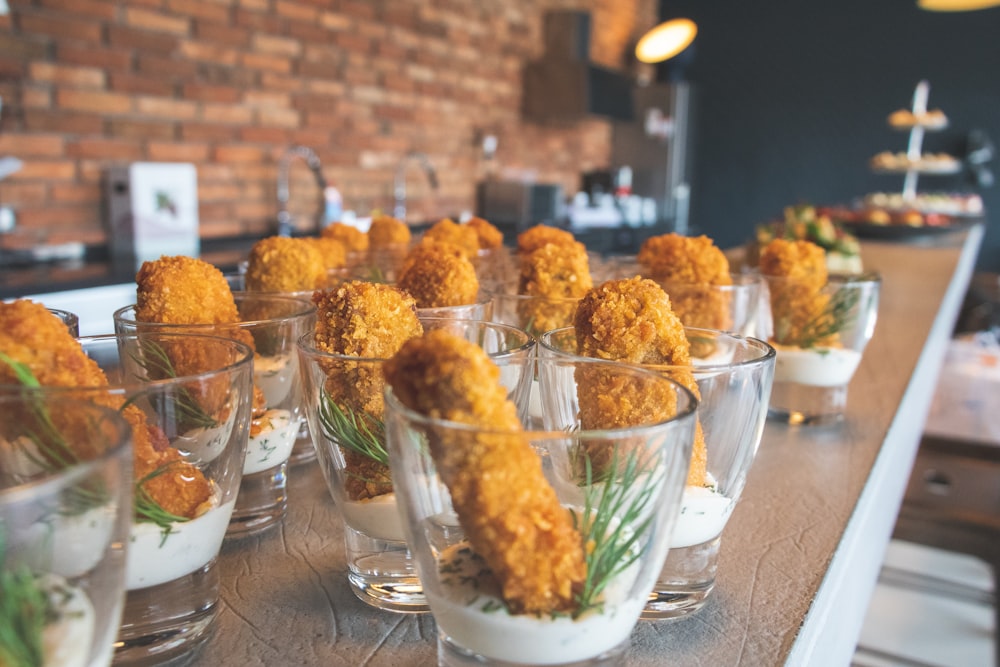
[574,277,707,486]
[322,222,369,253]
[420,218,480,259]
[759,239,833,346]
[516,224,576,255]
[397,242,480,308]
[311,282,423,500]
[517,240,593,334]
[136,255,240,325]
[637,234,735,331]
[383,329,587,615]
[466,216,504,250]
[0,300,212,519]
[305,236,348,271]
[367,214,412,248]
[245,236,328,293]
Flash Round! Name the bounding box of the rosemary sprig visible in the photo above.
[572,446,659,616]
[781,284,861,349]
[133,462,191,546]
[318,388,388,466]
[0,531,48,667]
[126,340,218,430]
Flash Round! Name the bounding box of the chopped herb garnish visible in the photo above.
[318,388,387,465]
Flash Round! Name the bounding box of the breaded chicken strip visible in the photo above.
[637,234,734,331]
[466,216,504,250]
[368,214,412,248]
[517,224,576,255]
[574,277,707,487]
[420,218,480,259]
[245,236,328,293]
[759,239,833,346]
[383,329,586,615]
[0,300,212,518]
[311,282,423,500]
[322,222,369,253]
[517,240,592,334]
[397,242,480,308]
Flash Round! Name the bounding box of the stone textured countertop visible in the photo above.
[170,227,983,666]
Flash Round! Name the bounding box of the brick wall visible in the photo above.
[0,0,653,247]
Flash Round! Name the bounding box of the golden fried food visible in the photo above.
[384,329,586,614]
[311,281,423,501]
[305,236,348,270]
[136,255,239,325]
[517,240,592,334]
[0,300,212,519]
[322,222,369,253]
[367,214,412,248]
[574,277,707,486]
[397,242,480,308]
[245,236,328,293]
[759,238,833,346]
[516,224,575,255]
[466,216,504,250]
[420,218,480,259]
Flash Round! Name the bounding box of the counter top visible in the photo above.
[168,226,983,666]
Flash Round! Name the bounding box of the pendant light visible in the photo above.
[635,18,698,64]
[918,0,1000,10]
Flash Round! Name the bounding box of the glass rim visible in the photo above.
[113,294,316,328]
[384,358,698,439]
[0,332,254,394]
[540,326,776,373]
[0,396,131,501]
[762,270,882,286]
[297,318,537,364]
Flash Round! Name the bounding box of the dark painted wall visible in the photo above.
[661,0,1000,272]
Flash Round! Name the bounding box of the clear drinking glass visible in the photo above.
[46,307,81,337]
[0,395,133,667]
[297,318,535,613]
[762,272,881,424]
[385,355,697,666]
[113,294,316,537]
[540,326,776,619]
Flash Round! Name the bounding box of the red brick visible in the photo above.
[166,0,231,22]
[107,26,179,54]
[234,8,283,32]
[38,0,119,20]
[135,96,198,121]
[202,104,253,124]
[110,73,176,97]
[257,106,300,128]
[333,31,371,55]
[180,40,240,66]
[0,57,26,78]
[183,83,241,104]
[57,89,132,114]
[58,44,134,71]
[136,54,200,79]
[147,142,211,162]
[67,138,143,161]
[50,183,101,204]
[339,1,377,21]
[253,33,301,57]
[284,20,329,44]
[24,110,104,134]
[198,182,243,201]
[274,0,319,22]
[0,134,65,157]
[108,119,177,141]
[181,123,239,142]
[260,72,305,93]
[16,204,99,230]
[0,34,49,61]
[18,14,103,42]
[239,126,291,144]
[243,90,290,108]
[289,128,333,149]
[240,51,292,73]
[318,11,350,31]
[125,7,191,36]
[0,182,49,206]
[194,21,251,47]
[12,160,77,181]
[215,145,265,163]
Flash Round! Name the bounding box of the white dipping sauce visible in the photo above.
[173,406,238,464]
[126,498,236,590]
[39,574,96,667]
[429,542,644,665]
[773,345,861,387]
[340,493,406,542]
[671,485,734,548]
[244,410,297,475]
[255,354,295,407]
[47,505,118,579]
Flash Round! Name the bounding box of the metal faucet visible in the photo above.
[276,145,327,237]
[393,151,438,221]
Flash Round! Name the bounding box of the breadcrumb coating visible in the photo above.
[759,239,833,346]
[305,236,348,270]
[0,299,212,519]
[466,216,504,250]
[517,224,576,255]
[421,218,481,258]
[245,236,328,293]
[135,255,239,325]
[397,242,480,308]
[383,329,587,615]
[368,214,412,248]
[516,240,593,334]
[310,282,423,501]
[574,278,707,486]
[322,222,370,253]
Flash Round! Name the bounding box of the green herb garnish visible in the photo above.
[126,339,218,430]
[572,446,659,616]
[133,463,191,546]
[0,530,49,667]
[317,388,387,465]
[774,284,861,349]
